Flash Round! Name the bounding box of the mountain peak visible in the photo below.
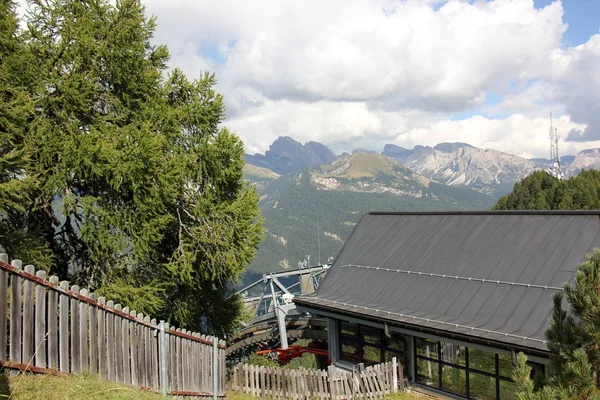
[433,142,475,152]
[246,138,337,175]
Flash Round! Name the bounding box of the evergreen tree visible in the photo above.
[493,169,600,211]
[0,0,263,336]
[0,0,52,267]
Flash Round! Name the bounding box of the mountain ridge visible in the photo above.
[246,138,594,195]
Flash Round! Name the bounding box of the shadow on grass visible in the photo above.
[0,369,10,399]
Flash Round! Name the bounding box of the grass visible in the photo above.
[228,392,428,400]
[1,371,430,400]
[0,370,164,400]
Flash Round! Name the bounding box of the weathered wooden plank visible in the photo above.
[34,270,47,368]
[47,276,59,369]
[69,285,80,374]
[200,335,206,392]
[22,265,36,366]
[79,288,89,372]
[88,293,98,374]
[151,319,158,391]
[164,322,171,392]
[9,260,23,368]
[114,304,123,382]
[106,300,115,381]
[137,313,145,388]
[129,310,138,387]
[143,316,151,389]
[0,254,7,362]
[58,281,69,372]
[97,297,107,378]
[190,333,197,392]
[122,307,131,385]
[174,328,181,391]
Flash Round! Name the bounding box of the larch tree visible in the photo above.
[0,0,52,267]
[1,0,263,337]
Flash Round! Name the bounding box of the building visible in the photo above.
[294,211,600,400]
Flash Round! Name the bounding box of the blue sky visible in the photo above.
[534,0,598,46]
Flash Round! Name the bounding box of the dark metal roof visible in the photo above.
[295,212,600,351]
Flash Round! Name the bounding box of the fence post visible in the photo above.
[392,357,398,393]
[159,320,168,396]
[213,337,218,400]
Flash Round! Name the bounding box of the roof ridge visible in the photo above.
[367,210,600,216]
[342,264,564,291]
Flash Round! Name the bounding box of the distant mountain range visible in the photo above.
[240,136,600,283]
[245,137,600,195]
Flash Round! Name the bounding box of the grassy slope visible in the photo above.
[1,372,427,400]
[244,164,281,180]
[1,372,164,400]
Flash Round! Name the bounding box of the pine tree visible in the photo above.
[0,0,263,336]
[0,0,52,267]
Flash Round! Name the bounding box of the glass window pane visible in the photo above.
[384,350,404,364]
[340,338,359,363]
[385,333,406,352]
[340,322,358,337]
[499,379,518,400]
[469,348,496,374]
[417,358,440,389]
[498,353,513,378]
[528,362,545,382]
[416,338,439,359]
[441,342,466,366]
[361,325,382,345]
[441,365,467,397]
[363,345,381,366]
[469,372,497,400]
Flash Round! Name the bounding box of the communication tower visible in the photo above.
[549,112,563,180]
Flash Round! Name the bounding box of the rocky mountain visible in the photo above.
[530,155,576,167]
[565,149,600,177]
[243,153,496,281]
[244,136,336,175]
[382,142,546,195]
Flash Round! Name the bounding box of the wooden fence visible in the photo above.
[0,254,226,398]
[228,358,407,399]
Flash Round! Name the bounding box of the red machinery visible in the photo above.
[257,345,330,365]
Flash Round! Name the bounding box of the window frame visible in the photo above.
[338,321,406,367]
[414,337,545,400]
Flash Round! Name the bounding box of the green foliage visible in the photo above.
[545,249,600,389]
[511,250,600,398]
[247,353,280,368]
[493,169,600,210]
[0,0,53,269]
[514,351,600,400]
[0,0,262,337]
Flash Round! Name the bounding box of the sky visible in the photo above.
[18,0,600,159]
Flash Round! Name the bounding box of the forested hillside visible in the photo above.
[244,154,496,281]
[493,170,600,210]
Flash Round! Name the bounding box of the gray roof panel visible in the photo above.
[296,211,600,351]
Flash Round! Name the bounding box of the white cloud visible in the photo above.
[547,35,600,142]
[18,0,600,158]
[146,0,566,109]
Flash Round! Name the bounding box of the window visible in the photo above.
[414,338,545,400]
[338,321,406,369]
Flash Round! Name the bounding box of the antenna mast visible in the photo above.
[549,112,563,180]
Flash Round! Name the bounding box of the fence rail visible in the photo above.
[229,358,406,399]
[0,254,226,397]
